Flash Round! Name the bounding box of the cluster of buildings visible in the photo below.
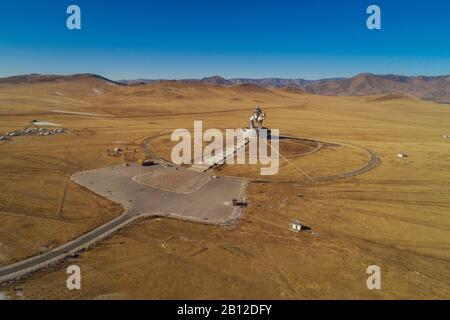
[0,127,67,141]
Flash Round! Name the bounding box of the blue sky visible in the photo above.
[0,0,449,80]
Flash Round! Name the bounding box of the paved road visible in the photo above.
[72,164,246,224]
[280,135,381,182]
[314,142,380,181]
[0,133,379,284]
[143,133,381,183]
[0,163,247,284]
[0,213,138,284]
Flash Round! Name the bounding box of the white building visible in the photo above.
[290,221,303,232]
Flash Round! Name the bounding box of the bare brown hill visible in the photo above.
[0,73,123,86]
[4,73,450,102]
[367,93,411,102]
[303,73,450,102]
[1,75,450,299]
[118,73,450,103]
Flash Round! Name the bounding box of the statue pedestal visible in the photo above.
[241,128,271,140]
[242,128,258,139]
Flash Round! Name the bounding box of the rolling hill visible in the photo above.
[302,73,450,103]
[2,72,449,102]
[118,73,450,102]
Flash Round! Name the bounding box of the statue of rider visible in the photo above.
[249,105,264,130]
[254,105,262,117]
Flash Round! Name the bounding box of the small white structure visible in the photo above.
[113,147,123,156]
[290,220,303,232]
[397,153,408,158]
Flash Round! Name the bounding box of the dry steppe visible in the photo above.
[0,75,449,299]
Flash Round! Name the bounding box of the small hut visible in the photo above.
[290,220,303,232]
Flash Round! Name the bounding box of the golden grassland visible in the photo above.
[0,78,449,299]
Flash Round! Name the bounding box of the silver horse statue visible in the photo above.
[249,106,265,130]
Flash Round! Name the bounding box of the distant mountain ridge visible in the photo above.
[0,73,124,86]
[303,73,450,102]
[118,75,343,88]
[1,73,449,102]
[119,73,450,102]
